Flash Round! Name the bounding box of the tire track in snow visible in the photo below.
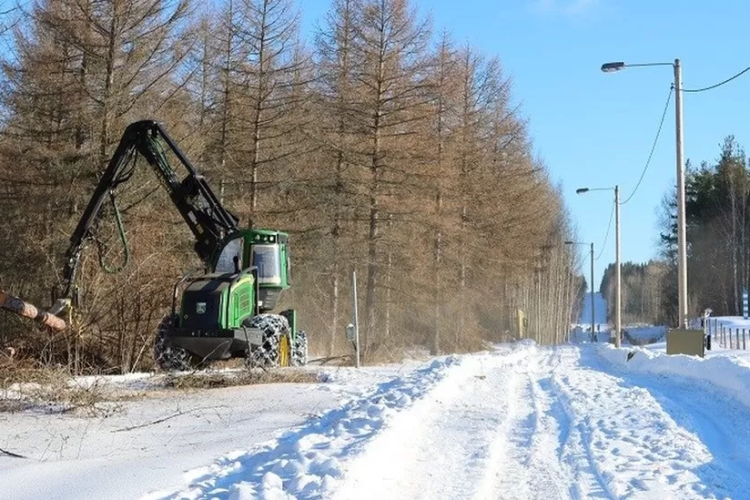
[475,348,571,500]
[148,343,741,500]
[331,347,533,500]
[536,374,612,500]
[146,356,464,500]
[588,348,750,498]
[471,363,533,500]
[334,345,578,500]
[551,346,720,499]
[543,349,616,500]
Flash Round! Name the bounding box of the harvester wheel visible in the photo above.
[292,331,308,366]
[243,314,289,369]
[154,315,195,371]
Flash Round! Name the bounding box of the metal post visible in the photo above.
[590,242,596,342]
[615,185,622,347]
[674,58,688,328]
[352,269,361,368]
[737,329,740,350]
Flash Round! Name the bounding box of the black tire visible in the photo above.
[292,331,308,366]
[154,315,195,371]
[243,314,289,369]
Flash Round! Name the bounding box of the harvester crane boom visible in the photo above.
[3,120,306,369]
[59,120,239,300]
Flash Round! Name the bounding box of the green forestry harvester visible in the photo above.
[4,120,307,370]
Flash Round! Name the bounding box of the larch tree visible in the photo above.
[423,32,459,355]
[347,0,432,358]
[0,0,192,372]
[315,0,362,355]
[228,0,306,219]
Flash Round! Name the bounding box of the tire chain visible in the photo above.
[153,315,195,371]
[243,314,290,369]
[292,331,308,366]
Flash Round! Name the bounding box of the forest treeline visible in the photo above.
[597,136,750,326]
[660,136,750,321]
[599,261,668,325]
[0,0,580,373]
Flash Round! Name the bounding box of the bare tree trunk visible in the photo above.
[99,12,117,169]
[364,125,381,354]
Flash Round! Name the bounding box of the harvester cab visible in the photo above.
[42,120,307,370]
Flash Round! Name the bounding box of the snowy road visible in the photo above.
[332,344,750,500]
[5,342,750,499]
[333,345,575,500]
[157,343,750,500]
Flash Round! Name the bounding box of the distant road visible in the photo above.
[579,292,608,326]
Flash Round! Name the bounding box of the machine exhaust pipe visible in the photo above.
[0,290,67,331]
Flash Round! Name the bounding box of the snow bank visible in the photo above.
[597,344,750,411]
[146,356,462,500]
[622,325,667,345]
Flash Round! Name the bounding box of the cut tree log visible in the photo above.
[0,290,67,331]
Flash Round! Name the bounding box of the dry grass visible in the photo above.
[0,363,322,417]
[0,366,137,416]
[160,368,320,390]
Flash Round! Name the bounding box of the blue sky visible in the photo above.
[300,0,750,289]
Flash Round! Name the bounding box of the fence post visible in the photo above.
[715,319,719,345]
[744,328,747,351]
[729,327,733,349]
[736,328,740,350]
[722,326,726,348]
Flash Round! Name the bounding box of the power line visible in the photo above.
[589,64,750,265]
[595,199,615,261]
[621,86,674,205]
[683,66,750,93]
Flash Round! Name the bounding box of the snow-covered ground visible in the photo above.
[0,365,411,500]
[5,340,750,499]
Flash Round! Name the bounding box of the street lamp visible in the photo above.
[577,186,621,348]
[565,240,596,342]
[600,58,687,328]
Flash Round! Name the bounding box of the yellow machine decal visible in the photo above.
[279,334,290,367]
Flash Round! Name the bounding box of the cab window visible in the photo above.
[215,238,243,273]
[252,244,282,284]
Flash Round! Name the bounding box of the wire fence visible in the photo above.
[705,319,749,350]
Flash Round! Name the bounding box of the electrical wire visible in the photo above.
[595,199,616,261]
[682,66,750,93]
[621,86,673,205]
